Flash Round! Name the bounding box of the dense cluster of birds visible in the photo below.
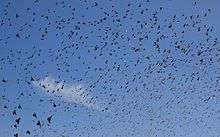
[0,0,220,137]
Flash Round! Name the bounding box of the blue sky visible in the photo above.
[0,0,220,137]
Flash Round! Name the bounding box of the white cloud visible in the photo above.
[32,76,99,110]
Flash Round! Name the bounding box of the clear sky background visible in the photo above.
[0,0,220,137]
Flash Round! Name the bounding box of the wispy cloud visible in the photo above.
[32,76,99,110]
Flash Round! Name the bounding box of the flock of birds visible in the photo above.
[0,0,220,137]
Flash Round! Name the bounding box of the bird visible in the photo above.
[47,115,53,124]
[0,0,219,137]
